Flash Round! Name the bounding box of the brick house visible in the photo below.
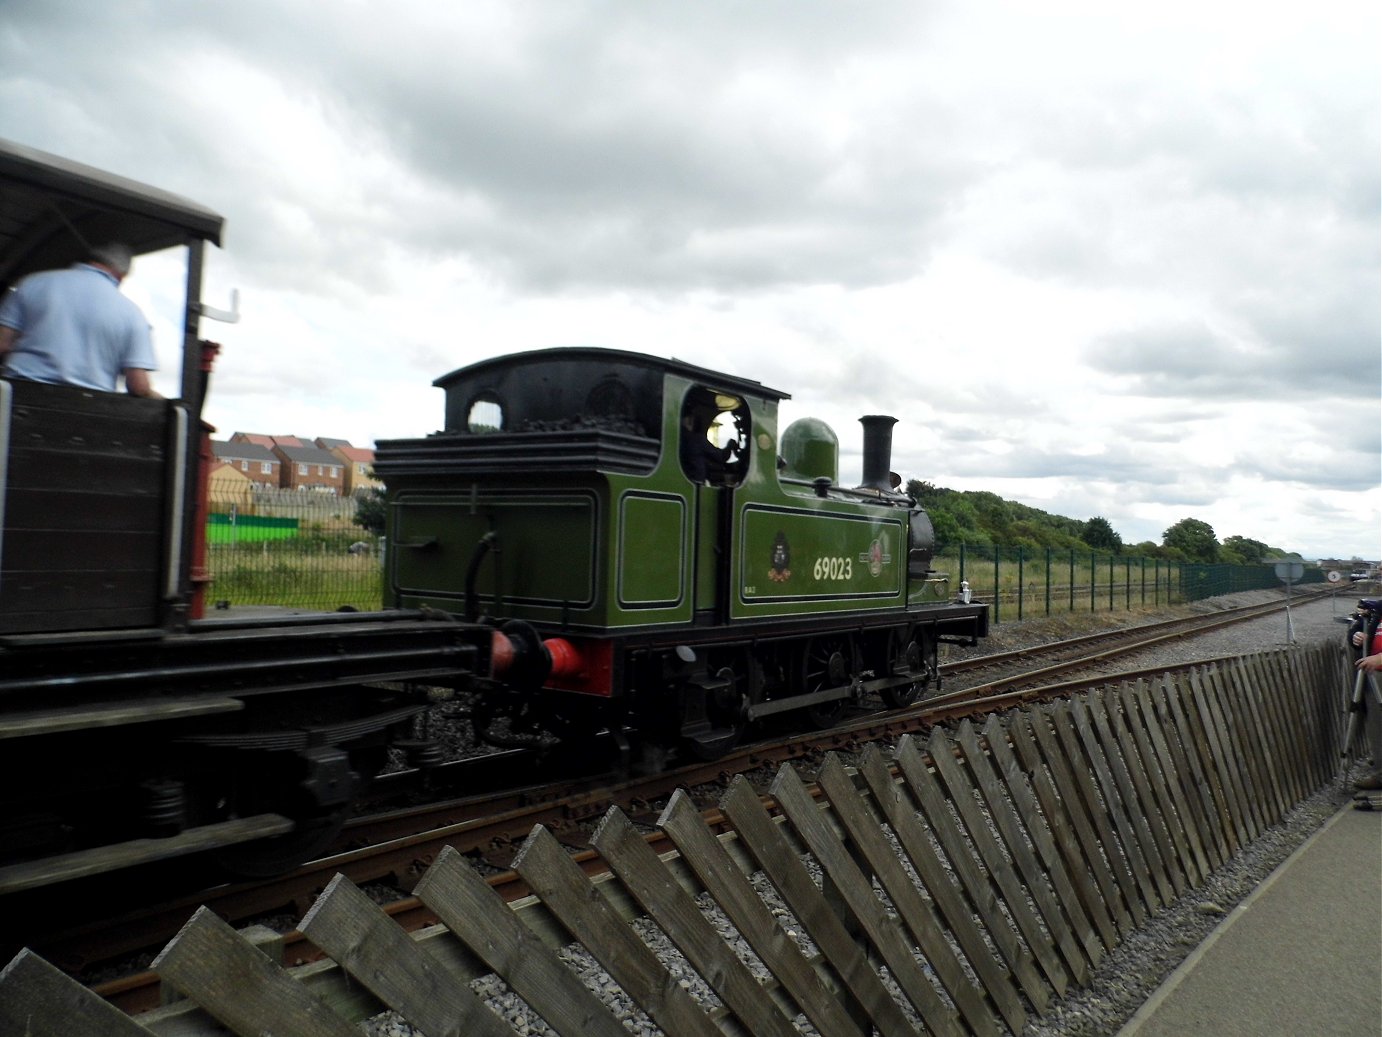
[211,440,281,488]
[274,443,347,494]
[320,441,381,496]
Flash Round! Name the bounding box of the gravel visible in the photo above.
[360,587,1370,1037]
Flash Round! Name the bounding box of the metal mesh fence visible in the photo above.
[200,475,1321,617]
[204,474,382,612]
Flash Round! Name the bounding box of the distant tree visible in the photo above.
[1081,516,1123,553]
[353,487,386,537]
[1130,540,1168,558]
[1220,535,1270,565]
[1162,518,1220,563]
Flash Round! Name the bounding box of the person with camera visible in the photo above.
[1345,600,1382,790]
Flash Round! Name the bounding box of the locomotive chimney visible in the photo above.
[858,415,897,493]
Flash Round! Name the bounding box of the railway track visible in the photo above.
[7,590,1330,1013]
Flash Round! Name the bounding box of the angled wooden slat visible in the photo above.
[510,824,724,1037]
[1,948,158,1037]
[1010,709,1132,942]
[925,726,1072,995]
[771,761,964,1037]
[657,790,866,1037]
[1149,674,1225,872]
[1272,650,1316,800]
[1128,682,1211,883]
[152,906,359,1037]
[298,872,509,1037]
[975,716,1108,964]
[894,735,1051,1011]
[412,845,630,1037]
[1081,693,1180,905]
[1167,672,1239,859]
[1100,691,1188,901]
[954,720,1096,980]
[1222,658,1284,827]
[1188,669,1254,846]
[1251,653,1302,808]
[589,807,800,1037]
[1256,653,1301,811]
[856,746,1029,1035]
[1060,700,1161,917]
[719,776,923,1037]
[815,754,999,1037]
[1119,681,1200,888]
[1211,662,1267,838]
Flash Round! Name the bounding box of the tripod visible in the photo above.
[1342,612,1382,806]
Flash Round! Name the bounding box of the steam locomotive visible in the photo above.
[375,348,989,758]
[0,138,986,888]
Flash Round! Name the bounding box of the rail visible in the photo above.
[1,642,1350,1036]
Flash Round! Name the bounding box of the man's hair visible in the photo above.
[87,242,134,277]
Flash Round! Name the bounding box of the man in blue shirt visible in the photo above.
[0,242,161,397]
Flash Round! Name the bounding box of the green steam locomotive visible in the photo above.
[375,348,988,760]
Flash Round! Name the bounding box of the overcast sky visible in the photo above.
[2,1,1377,559]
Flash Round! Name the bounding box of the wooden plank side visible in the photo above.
[1166,671,1237,860]
[1263,651,1313,806]
[1009,709,1132,942]
[1221,658,1284,828]
[954,720,1097,980]
[1081,692,1181,904]
[589,807,801,1037]
[894,735,1051,1011]
[771,763,964,1037]
[1150,674,1224,872]
[855,747,1029,1035]
[1186,668,1251,851]
[814,755,999,1037]
[1129,681,1212,883]
[510,825,724,1037]
[413,846,638,1037]
[657,791,867,1037]
[719,776,924,1037]
[1061,699,1161,917]
[151,906,360,1037]
[979,714,1113,960]
[1200,665,1263,842]
[1,948,159,1037]
[924,726,1072,996]
[1244,652,1296,815]
[298,872,510,1037]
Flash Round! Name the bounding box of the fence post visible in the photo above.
[1045,547,1053,617]
[1090,551,1096,612]
[1125,557,1132,610]
[1069,549,1076,613]
[1018,547,1025,621]
[993,548,1001,625]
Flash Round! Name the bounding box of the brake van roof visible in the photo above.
[0,136,224,291]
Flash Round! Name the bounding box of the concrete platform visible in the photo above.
[1119,802,1382,1037]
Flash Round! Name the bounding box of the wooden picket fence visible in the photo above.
[1,644,1350,1037]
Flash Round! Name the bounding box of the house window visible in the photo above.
[298,464,308,476]
[261,462,273,474]
[316,466,323,476]
[240,460,249,471]
[330,466,339,478]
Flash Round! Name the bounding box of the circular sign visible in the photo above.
[1274,561,1305,583]
[1328,570,1342,583]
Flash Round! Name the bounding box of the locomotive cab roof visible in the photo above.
[433,347,789,438]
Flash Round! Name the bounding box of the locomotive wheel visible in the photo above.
[800,635,856,729]
[210,745,371,879]
[680,657,754,761]
[880,631,926,709]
